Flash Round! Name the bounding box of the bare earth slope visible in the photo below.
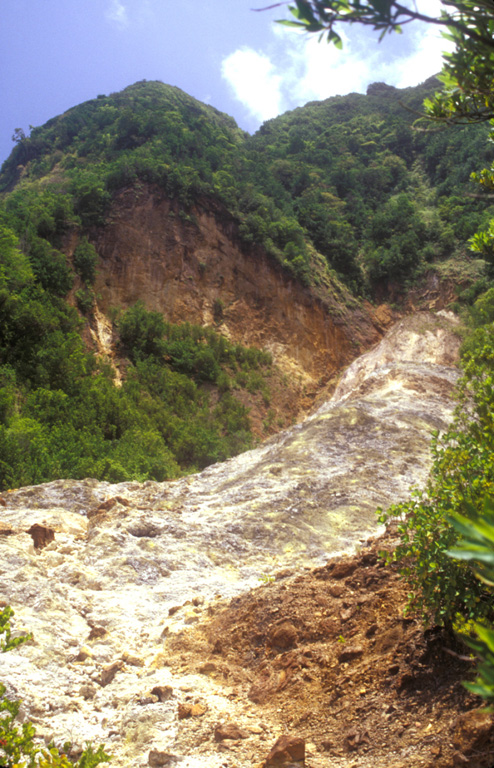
[80,187,386,388]
[168,530,494,768]
[2,312,492,767]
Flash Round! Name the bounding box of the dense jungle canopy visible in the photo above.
[0,72,494,489]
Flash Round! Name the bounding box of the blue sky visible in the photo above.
[0,1,447,167]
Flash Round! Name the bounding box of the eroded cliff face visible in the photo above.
[0,312,467,768]
[85,186,385,387]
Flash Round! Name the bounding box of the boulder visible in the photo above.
[214,722,249,741]
[264,735,305,766]
[269,622,298,650]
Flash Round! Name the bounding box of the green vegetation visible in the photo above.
[0,607,31,654]
[378,297,494,707]
[0,214,272,489]
[1,77,489,491]
[379,319,494,627]
[278,0,494,701]
[448,499,494,705]
[0,607,110,767]
[1,4,494,717]
[249,80,494,290]
[0,244,271,487]
[2,78,492,292]
[73,238,98,286]
[278,2,494,280]
[0,88,292,489]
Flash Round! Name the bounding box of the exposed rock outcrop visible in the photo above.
[0,312,465,767]
[86,187,385,387]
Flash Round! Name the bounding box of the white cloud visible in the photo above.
[221,48,284,122]
[391,29,449,88]
[394,5,457,88]
[284,30,372,103]
[106,0,129,30]
[279,19,451,102]
[222,10,453,128]
[415,0,443,18]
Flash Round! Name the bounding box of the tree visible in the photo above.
[446,496,494,706]
[274,2,493,46]
[73,237,98,285]
[270,1,494,278]
[11,128,26,144]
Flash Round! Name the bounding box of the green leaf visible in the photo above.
[277,19,307,28]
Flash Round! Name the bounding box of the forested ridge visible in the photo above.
[0,77,492,490]
[5,3,494,763]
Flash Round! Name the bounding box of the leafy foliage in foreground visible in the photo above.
[0,607,110,767]
[447,499,494,705]
[379,304,494,628]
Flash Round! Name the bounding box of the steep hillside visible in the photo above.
[0,78,491,490]
[3,78,492,293]
[87,187,380,381]
[249,79,494,290]
[0,313,473,768]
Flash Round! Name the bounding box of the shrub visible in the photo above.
[70,173,110,228]
[379,323,494,628]
[75,287,95,314]
[73,239,98,285]
[213,298,224,323]
[0,607,110,767]
[27,237,73,296]
[0,606,31,654]
[118,301,166,361]
[447,496,494,705]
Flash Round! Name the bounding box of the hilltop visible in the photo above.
[0,78,491,489]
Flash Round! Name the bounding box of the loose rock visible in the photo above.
[99,660,124,687]
[331,561,356,580]
[264,735,305,766]
[338,645,364,664]
[148,749,179,766]
[269,622,298,649]
[177,701,207,719]
[214,723,249,741]
[27,523,55,550]
[151,685,174,702]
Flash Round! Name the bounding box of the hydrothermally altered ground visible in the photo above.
[2,311,492,767]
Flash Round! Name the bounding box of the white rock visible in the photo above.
[0,312,461,766]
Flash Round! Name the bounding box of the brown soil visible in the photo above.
[79,186,386,385]
[74,186,469,446]
[71,184,393,443]
[166,531,494,768]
